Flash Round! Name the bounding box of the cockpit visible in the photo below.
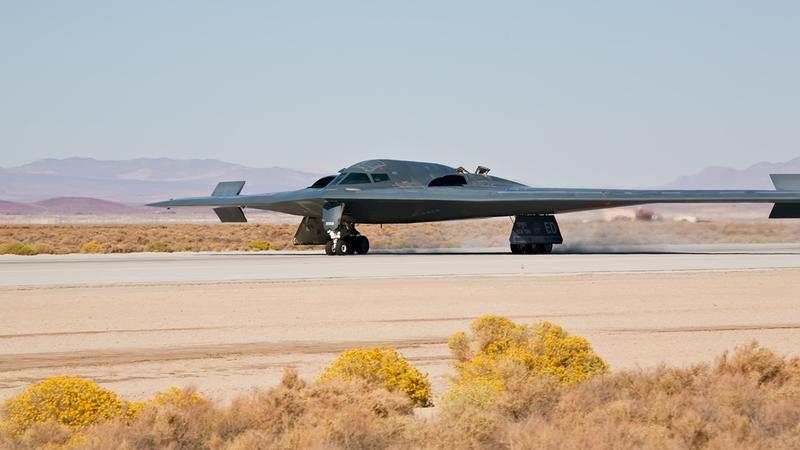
[326,172,391,186]
[307,159,522,190]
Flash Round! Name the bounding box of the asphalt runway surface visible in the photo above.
[2,243,800,287]
[1,244,799,402]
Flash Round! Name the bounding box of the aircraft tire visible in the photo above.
[510,243,524,254]
[335,239,349,256]
[541,243,553,254]
[355,236,370,254]
[523,244,536,254]
[325,240,336,256]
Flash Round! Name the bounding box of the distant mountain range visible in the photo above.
[0,157,324,203]
[664,157,800,190]
[0,197,149,215]
[1,156,798,209]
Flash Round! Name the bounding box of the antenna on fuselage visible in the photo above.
[475,166,491,176]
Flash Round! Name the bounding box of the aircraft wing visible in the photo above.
[149,178,800,223]
[148,185,328,221]
[317,185,800,222]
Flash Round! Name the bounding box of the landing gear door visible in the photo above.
[293,217,329,245]
[322,202,344,232]
[510,215,563,245]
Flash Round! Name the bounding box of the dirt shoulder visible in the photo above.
[1,269,799,402]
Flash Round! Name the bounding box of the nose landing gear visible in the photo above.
[326,234,370,256]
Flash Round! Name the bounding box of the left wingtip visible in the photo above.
[147,200,173,208]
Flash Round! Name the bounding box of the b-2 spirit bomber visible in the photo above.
[149,159,800,255]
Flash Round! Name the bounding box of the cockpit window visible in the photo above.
[339,172,372,185]
[329,173,347,185]
[370,173,390,183]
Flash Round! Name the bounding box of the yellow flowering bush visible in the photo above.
[449,316,608,393]
[143,387,203,409]
[320,347,432,407]
[2,376,125,434]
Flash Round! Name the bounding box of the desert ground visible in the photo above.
[3,219,800,255]
[2,258,799,403]
[2,219,800,448]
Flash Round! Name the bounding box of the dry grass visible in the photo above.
[1,220,799,254]
[2,343,799,449]
[431,342,800,449]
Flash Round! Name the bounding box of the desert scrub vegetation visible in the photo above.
[78,241,104,254]
[247,239,272,251]
[2,339,800,449]
[448,316,608,391]
[1,370,417,450]
[2,220,800,254]
[1,376,129,435]
[145,241,173,252]
[0,240,52,255]
[320,347,432,407]
[426,341,800,449]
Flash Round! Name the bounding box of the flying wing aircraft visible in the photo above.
[149,159,800,255]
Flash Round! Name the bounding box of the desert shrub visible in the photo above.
[145,241,174,253]
[320,347,432,407]
[450,316,607,391]
[141,386,203,412]
[248,239,272,251]
[498,342,800,449]
[1,376,125,435]
[32,242,53,254]
[79,241,105,254]
[0,241,39,255]
[118,386,204,423]
[74,369,415,449]
[425,342,800,449]
[3,345,800,449]
[220,370,414,448]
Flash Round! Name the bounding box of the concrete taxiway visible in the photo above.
[2,244,800,287]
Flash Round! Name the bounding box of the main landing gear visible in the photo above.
[510,243,553,254]
[509,215,562,255]
[325,235,370,256]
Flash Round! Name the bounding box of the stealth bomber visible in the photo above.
[149,159,800,255]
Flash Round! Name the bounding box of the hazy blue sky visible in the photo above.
[1,1,798,186]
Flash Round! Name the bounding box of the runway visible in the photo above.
[2,243,800,287]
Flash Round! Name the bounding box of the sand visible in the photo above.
[1,269,799,402]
